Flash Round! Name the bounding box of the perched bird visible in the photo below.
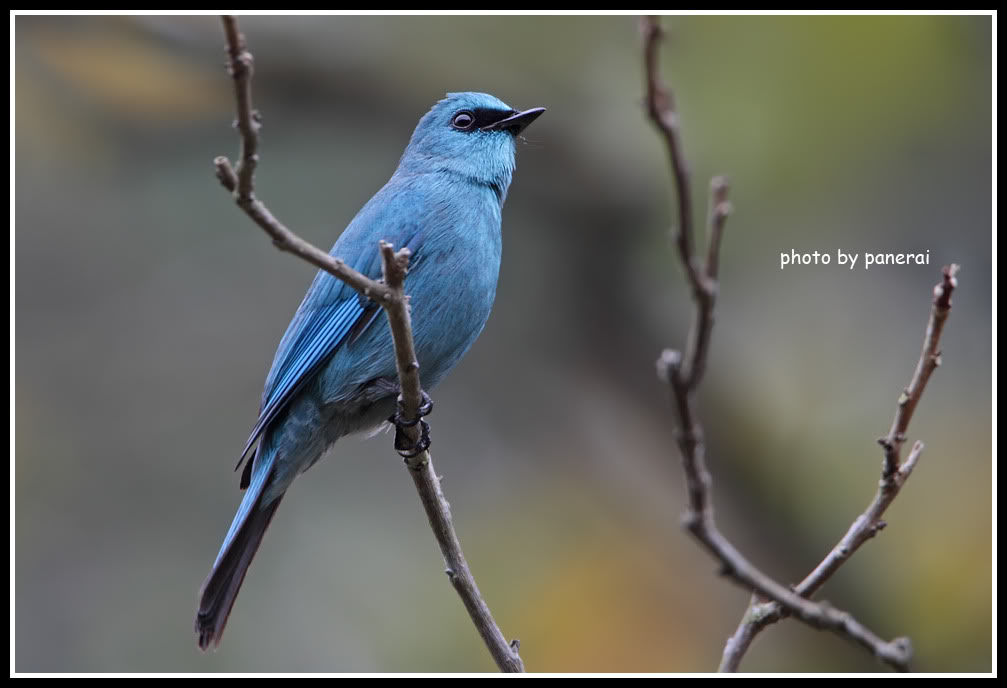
[196,92,544,649]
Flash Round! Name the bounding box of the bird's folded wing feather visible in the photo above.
[234,214,426,473]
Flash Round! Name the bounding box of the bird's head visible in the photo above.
[397,92,545,199]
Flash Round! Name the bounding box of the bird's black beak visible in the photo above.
[481,107,546,135]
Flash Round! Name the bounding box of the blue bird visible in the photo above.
[196,92,544,649]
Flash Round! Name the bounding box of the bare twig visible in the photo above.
[721,267,958,671]
[379,243,525,673]
[643,15,916,672]
[642,15,700,304]
[402,444,525,673]
[879,265,960,482]
[215,15,524,673]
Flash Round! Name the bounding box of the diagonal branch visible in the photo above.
[214,15,524,673]
[642,15,916,672]
[720,266,958,672]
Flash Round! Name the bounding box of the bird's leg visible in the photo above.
[389,392,433,458]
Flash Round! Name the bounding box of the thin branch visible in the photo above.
[643,15,915,672]
[402,448,525,673]
[721,266,958,671]
[379,243,525,673]
[215,15,524,673]
[879,264,960,482]
[642,16,703,310]
[704,176,732,282]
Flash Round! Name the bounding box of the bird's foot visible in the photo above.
[394,420,430,459]
[389,392,433,459]
[390,391,433,428]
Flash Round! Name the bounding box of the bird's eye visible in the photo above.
[451,111,475,130]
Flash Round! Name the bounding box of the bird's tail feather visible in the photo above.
[196,473,283,651]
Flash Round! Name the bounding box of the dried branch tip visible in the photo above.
[222,16,251,72]
[214,156,238,192]
[640,15,664,42]
[934,263,959,309]
[710,176,732,218]
[378,241,412,289]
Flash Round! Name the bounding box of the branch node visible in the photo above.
[405,455,428,471]
[680,509,701,533]
[656,348,683,383]
[869,520,888,536]
[892,636,913,657]
[716,561,735,577]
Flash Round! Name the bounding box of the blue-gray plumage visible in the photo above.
[196,92,543,649]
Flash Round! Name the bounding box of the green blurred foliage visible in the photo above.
[14,14,991,672]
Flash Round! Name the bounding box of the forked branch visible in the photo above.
[642,16,951,672]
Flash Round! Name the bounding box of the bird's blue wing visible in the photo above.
[235,296,363,467]
[234,220,425,474]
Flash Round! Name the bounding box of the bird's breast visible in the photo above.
[405,196,502,388]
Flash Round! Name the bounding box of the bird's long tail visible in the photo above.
[196,456,283,650]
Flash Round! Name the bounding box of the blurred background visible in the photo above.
[14,14,992,673]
